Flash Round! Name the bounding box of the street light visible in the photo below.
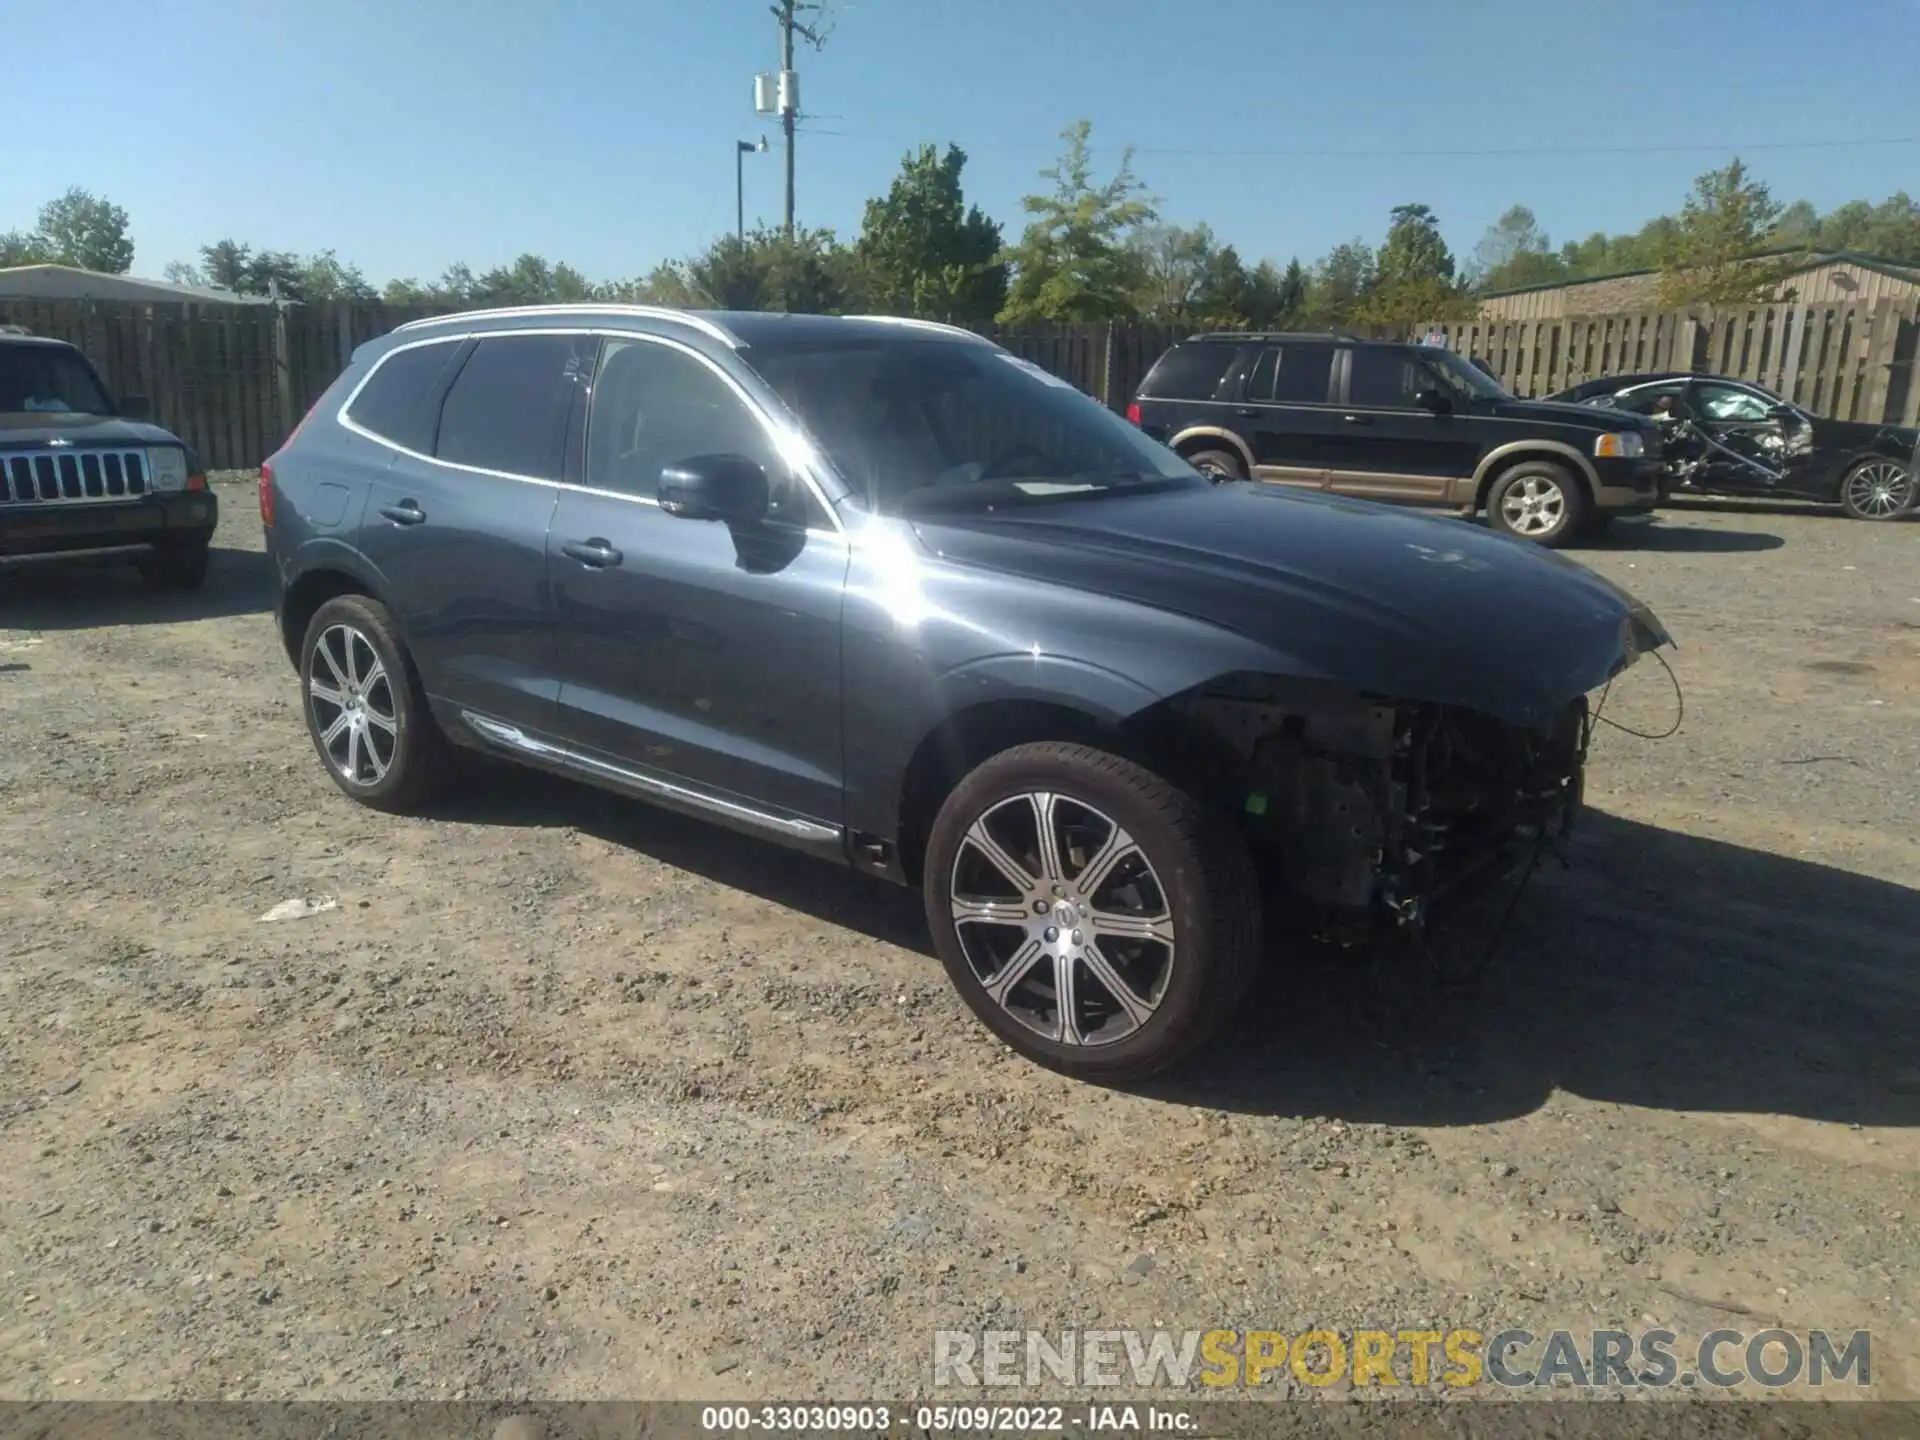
[736,137,769,241]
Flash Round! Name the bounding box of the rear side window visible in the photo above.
[1347,348,1427,408]
[1140,344,1236,401]
[1247,344,1335,404]
[343,340,460,452]
[436,335,593,481]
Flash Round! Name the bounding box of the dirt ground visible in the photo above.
[1,482,1916,1408]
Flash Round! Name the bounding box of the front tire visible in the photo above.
[1838,459,1916,521]
[299,594,449,812]
[922,742,1261,1083]
[1184,448,1246,483]
[1486,461,1589,547]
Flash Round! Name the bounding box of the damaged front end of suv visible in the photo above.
[1154,668,1630,950]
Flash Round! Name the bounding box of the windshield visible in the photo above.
[1420,347,1511,401]
[0,344,114,416]
[746,338,1205,516]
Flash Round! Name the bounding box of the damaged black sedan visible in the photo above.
[1550,371,1917,520]
[264,307,1670,1082]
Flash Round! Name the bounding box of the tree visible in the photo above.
[162,260,204,287]
[198,240,252,292]
[0,230,50,266]
[1655,159,1801,309]
[34,188,134,273]
[1471,204,1568,291]
[245,249,307,301]
[1131,223,1222,322]
[596,262,706,307]
[1376,204,1455,287]
[854,144,1006,324]
[300,250,376,302]
[998,121,1157,323]
[685,228,853,313]
[1300,241,1376,326]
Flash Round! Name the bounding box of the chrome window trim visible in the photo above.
[333,325,848,537]
[393,303,741,348]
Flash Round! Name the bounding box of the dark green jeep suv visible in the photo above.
[1128,332,1666,546]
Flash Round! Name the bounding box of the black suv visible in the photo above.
[263,306,1669,1081]
[1129,332,1666,546]
[0,329,216,587]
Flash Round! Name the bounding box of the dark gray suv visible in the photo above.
[263,305,1671,1081]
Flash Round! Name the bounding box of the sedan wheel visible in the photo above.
[923,742,1260,1081]
[1840,460,1916,521]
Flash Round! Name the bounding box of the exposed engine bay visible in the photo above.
[1166,680,1589,946]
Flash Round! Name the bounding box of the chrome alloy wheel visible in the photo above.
[948,791,1176,1047]
[308,624,398,786]
[1499,473,1567,537]
[1843,460,1915,519]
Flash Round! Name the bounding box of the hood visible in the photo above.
[1482,395,1655,432]
[912,484,1669,730]
[0,412,182,449]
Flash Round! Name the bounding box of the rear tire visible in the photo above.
[922,742,1261,1083]
[1838,458,1916,521]
[299,594,450,812]
[1486,461,1589,547]
[1184,448,1246,483]
[137,540,210,590]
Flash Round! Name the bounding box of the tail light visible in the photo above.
[259,462,277,528]
[1125,401,1143,425]
[186,472,208,492]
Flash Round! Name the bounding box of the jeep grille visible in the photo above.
[0,449,149,506]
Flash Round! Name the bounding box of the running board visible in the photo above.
[459,711,843,849]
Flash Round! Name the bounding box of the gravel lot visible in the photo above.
[1,483,1915,1408]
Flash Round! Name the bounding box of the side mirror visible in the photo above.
[117,393,150,419]
[658,453,770,524]
[1414,388,1453,414]
[1766,403,1800,424]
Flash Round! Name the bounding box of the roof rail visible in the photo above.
[1185,329,1362,343]
[0,323,31,336]
[844,314,988,342]
[393,303,741,347]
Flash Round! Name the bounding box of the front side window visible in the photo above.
[1609,383,1689,418]
[436,334,592,481]
[344,339,461,453]
[1346,348,1430,408]
[1694,383,1774,423]
[0,345,113,415]
[748,339,1204,517]
[1421,348,1510,401]
[586,337,823,527]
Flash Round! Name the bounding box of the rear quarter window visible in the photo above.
[343,340,462,453]
[1139,345,1237,401]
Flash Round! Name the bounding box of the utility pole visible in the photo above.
[767,1,828,237]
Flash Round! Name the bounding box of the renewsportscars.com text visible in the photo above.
[933,1326,1872,1391]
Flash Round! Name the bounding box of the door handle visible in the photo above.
[1233,406,1261,417]
[1341,414,1372,426]
[561,538,623,569]
[379,500,426,526]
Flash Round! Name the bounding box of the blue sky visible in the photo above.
[8,0,1919,287]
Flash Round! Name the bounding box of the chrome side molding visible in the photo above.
[459,711,842,846]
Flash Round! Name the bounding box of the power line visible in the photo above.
[795,132,1920,160]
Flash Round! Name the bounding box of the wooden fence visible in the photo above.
[5,293,1914,471]
[1417,298,1920,424]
